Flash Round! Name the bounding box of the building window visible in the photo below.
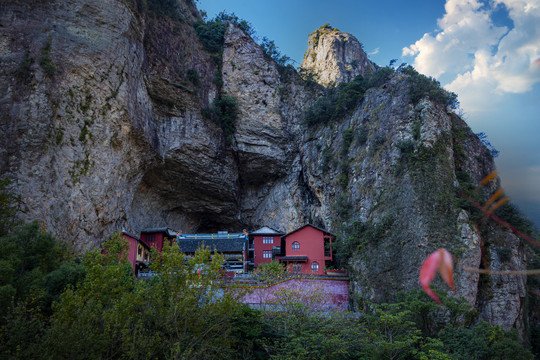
[145,235,155,242]
[292,241,300,251]
[262,236,273,244]
[263,250,272,258]
[311,262,319,272]
[292,263,302,274]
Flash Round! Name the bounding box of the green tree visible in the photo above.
[44,237,249,359]
[0,222,84,358]
[0,177,20,236]
[253,260,286,283]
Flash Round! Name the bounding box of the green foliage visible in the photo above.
[304,74,371,126]
[362,305,422,359]
[310,23,340,47]
[357,124,369,145]
[439,321,533,360]
[333,193,353,219]
[340,128,354,156]
[260,37,291,66]
[39,37,56,77]
[475,132,500,158]
[319,144,334,172]
[0,223,84,357]
[195,18,227,54]
[338,217,393,260]
[146,0,180,20]
[494,202,535,237]
[195,11,254,55]
[0,177,21,236]
[368,66,394,88]
[496,247,512,263]
[304,66,399,127]
[16,50,33,83]
[43,239,247,359]
[399,65,458,109]
[203,95,239,145]
[396,139,415,154]
[253,260,286,283]
[0,296,47,359]
[0,222,61,309]
[336,128,355,188]
[187,68,200,86]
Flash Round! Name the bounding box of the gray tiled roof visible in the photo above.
[250,226,284,235]
[140,227,177,237]
[281,224,335,238]
[177,238,247,253]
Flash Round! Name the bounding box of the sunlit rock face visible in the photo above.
[0,0,529,334]
[300,25,375,87]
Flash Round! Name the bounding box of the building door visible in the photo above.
[292,262,302,274]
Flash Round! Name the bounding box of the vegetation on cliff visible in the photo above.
[0,226,534,359]
[304,64,458,126]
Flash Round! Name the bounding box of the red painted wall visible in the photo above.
[238,278,349,311]
[283,226,332,275]
[253,235,280,266]
[141,232,165,252]
[121,233,138,275]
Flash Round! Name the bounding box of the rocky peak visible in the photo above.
[300,24,375,87]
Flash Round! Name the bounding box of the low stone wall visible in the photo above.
[237,277,350,311]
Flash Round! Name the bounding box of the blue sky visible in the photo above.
[197,0,540,228]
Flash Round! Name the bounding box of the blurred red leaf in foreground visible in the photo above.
[419,248,456,304]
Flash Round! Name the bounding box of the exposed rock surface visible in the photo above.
[0,0,530,333]
[300,25,375,87]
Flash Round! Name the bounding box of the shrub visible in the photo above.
[304,65,400,127]
[0,177,21,236]
[195,18,227,54]
[16,50,33,82]
[147,0,180,19]
[475,132,499,158]
[195,12,254,55]
[39,38,56,77]
[319,145,333,172]
[333,193,352,219]
[368,66,394,87]
[186,68,200,86]
[304,74,370,126]
[203,95,239,145]
[494,202,535,236]
[260,37,291,67]
[396,139,415,154]
[399,65,458,110]
[340,128,354,156]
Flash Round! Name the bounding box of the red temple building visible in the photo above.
[278,224,334,275]
[248,226,284,267]
[139,227,177,253]
[177,231,248,275]
[117,231,151,275]
[111,224,335,278]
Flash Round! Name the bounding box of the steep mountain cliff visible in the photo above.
[0,0,531,332]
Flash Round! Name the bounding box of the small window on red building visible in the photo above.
[263,250,272,258]
[145,235,155,242]
[263,236,273,244]
[292,241,300,251]
[292,263,302,273]
[311,262,319,272]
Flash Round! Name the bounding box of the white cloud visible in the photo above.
[403,0,540,108]
[369,48,380,55]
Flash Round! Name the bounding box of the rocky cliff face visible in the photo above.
[300,25,375,87]
[0,0,529,332]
